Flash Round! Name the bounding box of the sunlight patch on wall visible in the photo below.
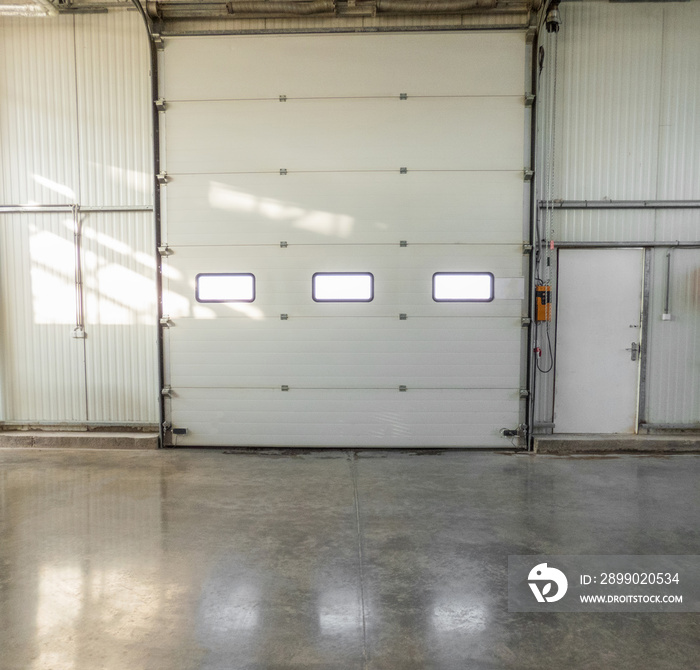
[30,231,75,277]
[32,175,76,200]
[82,227,132,256]
[30,231,76,324]
[208,182,354,238]
[105,165,152,196]
[85,263,157,325]
[30,269,76,325]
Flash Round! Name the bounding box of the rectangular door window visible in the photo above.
[433,272,494,302]
[312,273,374,302]
[196,273,256,302]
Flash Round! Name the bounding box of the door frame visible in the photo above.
[552,246,650,434]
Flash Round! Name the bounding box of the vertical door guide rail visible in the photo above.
[131,0,166,447]
[526,24,540,452]
[637,249,652,427]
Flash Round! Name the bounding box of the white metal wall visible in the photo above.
[0,13,158,424]
[647,249,700,427]
[534,2,700,431]
[162,32,527,447]
[552,2,700,244]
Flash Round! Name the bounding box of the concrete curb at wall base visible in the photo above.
[534,434,700,454]
[0,432,159,450]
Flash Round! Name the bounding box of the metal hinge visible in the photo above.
[399,240,408,247]
[158,245,172,256]
[280,241,288,248]
[399,167,408,174]
[519,389,530,398]
[524,169,534,181]
[525,93,536,107]
[160,316,171,327]
[152,35,165,51]
[399,385,407,392]
[161,386,172,397]
[521,317,531,326]
[280,314,288,320]
[71,327,86,339]
[157,172,168,185]
[399,313,407,320]
[399,93,408,100]
[280,168,288,175]
[281,385,289,391]
[279,95,287,102]
[155,98,166,112]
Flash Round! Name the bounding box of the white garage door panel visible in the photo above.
[169,318,521,389]
[167,244,523,277]
[170,388,520,448]
[162,32,527,448]
[165,98,524,174]
[164,245,523,318]
[171,297,522,320]
[167,171,524,246]
[163,33,525,100]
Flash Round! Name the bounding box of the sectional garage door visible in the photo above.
[161,32,527,447]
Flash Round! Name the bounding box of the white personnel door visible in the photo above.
[160,32,527,447]
[554,249,644,434]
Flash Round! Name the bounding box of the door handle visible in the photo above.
[625,342,639,361]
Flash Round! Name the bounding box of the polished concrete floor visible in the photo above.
[0,449,698,670]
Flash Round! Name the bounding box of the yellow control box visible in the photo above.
[535,285,551,322]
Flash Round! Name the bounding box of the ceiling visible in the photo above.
[1,0,544,32]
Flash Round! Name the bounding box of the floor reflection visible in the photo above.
[1,451,698,670]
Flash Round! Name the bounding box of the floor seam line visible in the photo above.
[349,450,369,669]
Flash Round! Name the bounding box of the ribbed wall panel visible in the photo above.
[554,210,656,243]
[554,4,663,202]
[655,211,700,244]
[0,214,86,421]
[535,3,700,432]
[82,213,158,423]
[657,3,700,201]
[0,14,157,425]
[75,13,152,207]
[646,249,700,426]
[0,17,79,205]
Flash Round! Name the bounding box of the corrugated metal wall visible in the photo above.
[0,13,158,425]
[534,1,700,430]
[647,249,700,426]
[0,214,87,421]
